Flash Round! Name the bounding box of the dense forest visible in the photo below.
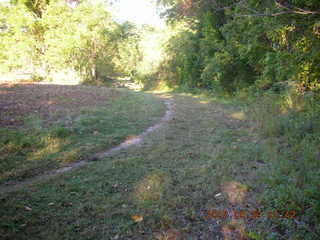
[1,0,320,239]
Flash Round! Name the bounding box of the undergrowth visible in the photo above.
[243,89,320,239]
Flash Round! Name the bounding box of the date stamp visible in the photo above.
[204,209,296,220]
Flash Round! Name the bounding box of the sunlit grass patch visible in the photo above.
[222,181,248,205]
[29,136,66,161]
[134,170,171,204]
[230,111,246,120]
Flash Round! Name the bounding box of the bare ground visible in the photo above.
[0,83,120,128]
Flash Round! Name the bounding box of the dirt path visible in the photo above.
[0,96,174,194]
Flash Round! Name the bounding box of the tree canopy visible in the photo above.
[155,0,320,94]
[0,0,141,84]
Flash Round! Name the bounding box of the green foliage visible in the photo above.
[106,22,141,79]
[14,0,51,17]
[0,0,142,84]
[246,91,320,239]
[156,0,320,94]
[154,1,320,238]
[0,4,37,72]
[165,29,203,87]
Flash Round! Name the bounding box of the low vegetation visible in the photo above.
[0,93,261,239]
[244,90,320,239]
[0,84,165,184]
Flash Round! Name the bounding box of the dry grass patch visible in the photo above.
[0,83,120,128]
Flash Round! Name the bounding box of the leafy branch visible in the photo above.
[213,0,320,17]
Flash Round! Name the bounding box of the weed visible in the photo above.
[245,90,320,239]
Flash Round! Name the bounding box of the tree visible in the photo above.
[0,0,143,84]
[157,0,320,93]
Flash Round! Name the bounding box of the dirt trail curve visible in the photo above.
[0,96,175,195]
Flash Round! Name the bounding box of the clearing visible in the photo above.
[0,86,305,239]
[0,86,308,240]
[0,84,165,184]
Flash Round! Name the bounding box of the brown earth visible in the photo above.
[0,83,120,128]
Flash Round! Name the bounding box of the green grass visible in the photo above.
[244,91,320,239]
[0,89,166,183]
[0,93,263,239]
[1,90,319,239]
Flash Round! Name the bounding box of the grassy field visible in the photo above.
[0,87,319,239]
[0,84,166,184]
[0,92,262,240]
